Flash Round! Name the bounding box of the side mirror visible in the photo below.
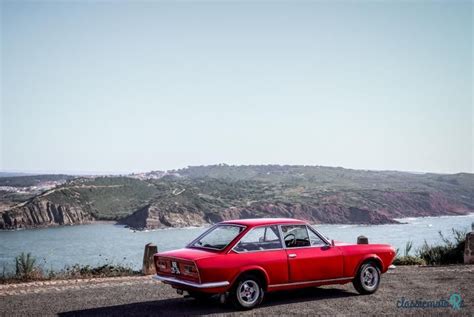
[331,239,335,247]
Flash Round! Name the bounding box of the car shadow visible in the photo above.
[59,287,358,316]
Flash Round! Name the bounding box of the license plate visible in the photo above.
[171,261,180,274]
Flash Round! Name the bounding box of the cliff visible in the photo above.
[0,198,93,229]
[118,191,470,230]
[1,165,473,230]
[118,201,398,230]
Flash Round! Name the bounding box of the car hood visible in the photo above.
[157,247,219,261]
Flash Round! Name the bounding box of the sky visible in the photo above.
[1,0,472,174]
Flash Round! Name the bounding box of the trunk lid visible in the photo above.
[154,247,218,283]
[158,247,220,261]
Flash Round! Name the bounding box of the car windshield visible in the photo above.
[191,225,245,250]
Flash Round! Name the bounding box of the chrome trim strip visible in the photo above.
[153,275,230,288]
[231,246,284,254]
[268,276,354,288]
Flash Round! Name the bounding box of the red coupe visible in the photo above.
[153,218,396,309]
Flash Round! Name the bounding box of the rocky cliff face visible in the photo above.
[208,203,400,226]
[118,190,471,230]
[2,187,472,230]
[118,204,209,229]
[0,199,93,230]
[118,201,399,230]
[2,166,473,230]
[374,191,470,218]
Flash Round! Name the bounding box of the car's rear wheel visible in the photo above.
[353,262,381,295]
[231,274,264,310]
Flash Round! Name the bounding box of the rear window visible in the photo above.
[191,225,244,250]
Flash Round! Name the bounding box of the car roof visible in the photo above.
[219,218,307,227]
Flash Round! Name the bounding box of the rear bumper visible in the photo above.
[153,275,230,289]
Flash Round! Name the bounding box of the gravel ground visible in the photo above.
[0,265,472,316]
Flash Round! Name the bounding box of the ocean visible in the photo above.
[1,214,473,274]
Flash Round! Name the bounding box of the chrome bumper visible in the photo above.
[153,275,230,288]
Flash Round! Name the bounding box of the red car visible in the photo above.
[153,218,396,309]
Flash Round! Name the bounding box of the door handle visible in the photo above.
[288,254,297,258]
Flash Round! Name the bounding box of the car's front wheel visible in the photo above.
[231,275,264,310]
[353,262,381,295]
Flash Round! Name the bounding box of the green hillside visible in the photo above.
[1,165,473,229]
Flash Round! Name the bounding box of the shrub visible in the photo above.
[393,255,425,266]
[393,241,425,265]
[15,253,41,280]
[1,253,141,284]
[403,241,413,257]
[63,264,139,278]
[417,229,466,265]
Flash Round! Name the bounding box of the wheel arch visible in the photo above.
[230,266,270,291]
[354,254,383,276]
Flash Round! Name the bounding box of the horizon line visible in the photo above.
[1,163,472,176]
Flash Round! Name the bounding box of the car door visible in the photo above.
[280,224,344,282]
[229,225,289,286]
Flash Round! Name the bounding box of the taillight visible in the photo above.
[157,260,167,271]
[183,264,196,274]
[155,256,199,281]
[182,263,199,278]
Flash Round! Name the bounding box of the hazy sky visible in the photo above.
[1,1,472,174]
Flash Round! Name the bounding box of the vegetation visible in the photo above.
[393,229,467,266]
[44,177,159,220]
[76,166,473,219]
[1,253,140,284]
[417,229,467,265]
[15,253,40,280]
[61,264,139,278]
[393,256,425,266]
[393,241,425,265]
[2,165,473,229]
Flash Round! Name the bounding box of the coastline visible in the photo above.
[2,213,473,232]
[393,212,474,222]
[1,214,472,274]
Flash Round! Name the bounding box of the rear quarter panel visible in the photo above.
[338,244,396,277]
[196,250,289,288]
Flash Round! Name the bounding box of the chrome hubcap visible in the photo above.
[237,280,260,306]
[361,266,378,290]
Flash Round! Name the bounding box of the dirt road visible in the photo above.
[0,265,472,316]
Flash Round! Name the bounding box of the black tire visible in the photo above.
[231,274,264,310]
[353,262,381,295]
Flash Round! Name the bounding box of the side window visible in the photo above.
[307,227,327,246]
[281,225,310,248]
[234,226,282,252]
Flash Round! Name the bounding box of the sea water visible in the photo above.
[0,214,473,273]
